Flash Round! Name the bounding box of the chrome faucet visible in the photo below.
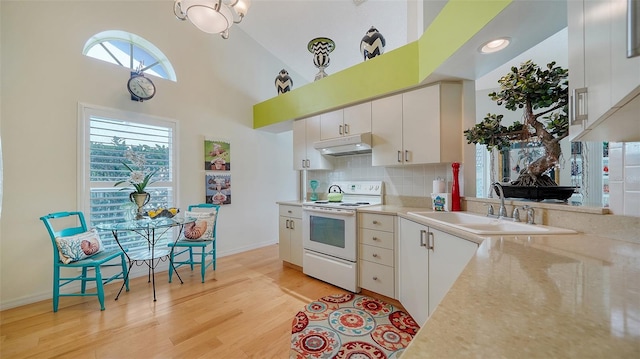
[485,203,495,217]
[493,182,508,218]
[521,205,536,224]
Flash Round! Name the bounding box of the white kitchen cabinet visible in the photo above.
[371,82,463,166]
[358,213,396,298]
[278,204,303,266]
[371,94,403,166]
[397,218,429,324]
[320,103,372,140]
[398,217,477,325]
[293,116,333,170]
[568,0,640,142]
[427,227,477,315]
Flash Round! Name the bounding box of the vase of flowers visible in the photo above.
[114,149,158,219]
[129,192,151,219]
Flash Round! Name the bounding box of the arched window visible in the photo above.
[83,30,177,81]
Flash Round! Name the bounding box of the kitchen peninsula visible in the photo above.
[356,205,640,358]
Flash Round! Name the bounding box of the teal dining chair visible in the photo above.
[168,204,220,283]
[40,211,129,312]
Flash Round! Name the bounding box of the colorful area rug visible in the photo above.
[290,293,420,359]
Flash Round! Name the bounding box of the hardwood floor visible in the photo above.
[0,245,401,358]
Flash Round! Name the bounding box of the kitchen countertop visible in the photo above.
[357,206,640,357]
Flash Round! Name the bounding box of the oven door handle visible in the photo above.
[303,207,356,216]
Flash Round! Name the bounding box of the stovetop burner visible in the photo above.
[303,181,383,209]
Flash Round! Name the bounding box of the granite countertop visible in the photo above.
[357,207,640,357]
[401,232,640,357]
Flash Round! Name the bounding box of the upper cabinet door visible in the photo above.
[306,115,333,170]
[567,0,586,141]
[583,0,612,125]
[293,116,333,170]
[403,85,441,164]
[610,0,640,107]
[371,94,403,166]
[319,109,344,140]
[292,119,307,170]
[402,83,462,165]
[343,102,372,136]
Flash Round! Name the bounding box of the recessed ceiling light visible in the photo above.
[479,37,511,53]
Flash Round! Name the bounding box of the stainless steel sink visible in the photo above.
[406,211,576,235]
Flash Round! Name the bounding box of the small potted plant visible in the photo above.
[114,149,158,218]
[464,60,573,201]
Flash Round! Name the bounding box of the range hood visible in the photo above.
[313,132,372,156]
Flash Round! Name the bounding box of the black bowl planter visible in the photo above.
[494,184,578,202]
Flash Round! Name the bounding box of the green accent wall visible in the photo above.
[253,0,511,130]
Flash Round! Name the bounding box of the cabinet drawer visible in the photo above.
[359,260,395,298]
[359,244,393,267]
[359,213,395,232]
[279,205,302,218]
[359,228,394,250]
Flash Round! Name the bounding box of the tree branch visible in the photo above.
[533,102,567,119]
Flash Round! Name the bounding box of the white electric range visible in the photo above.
[302,181,383,292]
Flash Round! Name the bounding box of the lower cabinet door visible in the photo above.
[428,228,477,315]
[279,216,291,261]
[289,218,303,267]
[398,218,429,325]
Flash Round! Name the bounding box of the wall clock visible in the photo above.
[127,72,155,102]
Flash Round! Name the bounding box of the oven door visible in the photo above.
[302,206,356,262]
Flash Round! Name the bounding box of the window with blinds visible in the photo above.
[79,105,177,251]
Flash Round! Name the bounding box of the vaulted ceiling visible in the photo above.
[238,0,567,87]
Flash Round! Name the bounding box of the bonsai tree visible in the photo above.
[465,60,569,186]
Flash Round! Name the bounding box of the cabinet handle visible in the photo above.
[372,220,379,224]
[427,231,435,251]
[372,253,378,258]
[287,210,292,213]
[572,87,588,125]
[285,219,290,229]
[372,276,378,281]
[290,220,295,230]
[339,124,343,135]
[372,236,378,241]
[419,229,427,247]
[404,150,409,162]
[302,159,306,168]
[305,159,310,168]
[344,123,349,134]
[397,151,402,162]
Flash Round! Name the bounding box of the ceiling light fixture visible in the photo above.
[174,0,251,39]
[479,37,511,53]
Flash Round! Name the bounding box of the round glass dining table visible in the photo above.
[97,216,196,301]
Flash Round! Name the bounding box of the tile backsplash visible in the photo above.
[608,142,640,217]
[307,154,457,199]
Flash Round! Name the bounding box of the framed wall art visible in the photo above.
[204,139,230,171]
[205,173,231,205]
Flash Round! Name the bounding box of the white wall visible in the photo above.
[0,1,297,309]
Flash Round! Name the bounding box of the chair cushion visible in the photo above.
[182,210,217,241]
[55,228,104,264]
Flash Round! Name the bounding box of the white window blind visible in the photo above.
[79,105,177,252]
